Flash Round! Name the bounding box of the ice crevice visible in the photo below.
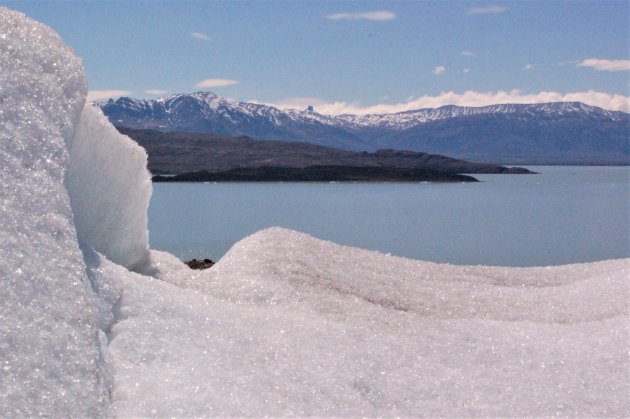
[1,5,629,417]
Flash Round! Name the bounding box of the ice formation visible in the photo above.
[1,5,629,418]
[111,229,629,417]
[66,104,152,272]
[0,8,110,416]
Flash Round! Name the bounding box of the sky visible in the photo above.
[3,0,629,114]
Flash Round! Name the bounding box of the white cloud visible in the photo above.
[326,11,396,21]
[433,66,446,75]
[267,90,630,115]
[466,6,508,15]
[461,50,475,57]
[578,59,630,72]
[462,68,471,73]
[145,89,168,95]
[87,90,132,101]
[190,32,211,42]
[523,64,535,70]
[195,79,239,88]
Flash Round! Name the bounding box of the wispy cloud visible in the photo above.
[433,66,446,75]
[195,79,239,88]
[461,50,475,57]
[523,64,535,70]
[87,90,131,101]
[190,32,211,42]
[326,10,396,21]
[462,68,471,73]
[578,58,630,72]
[466,6,508,15]
[268,90,630,115]
[145,89,168,95]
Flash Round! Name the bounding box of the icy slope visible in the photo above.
[107,228,630,417]
[188,228,627,323]
[0,8,110,416]
[1,7,153,415]
[66,104,153,272]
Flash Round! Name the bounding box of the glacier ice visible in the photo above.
[0,7,111,416]
[112,228,630,417]
[1,4,629,418]
[66,104,153,272]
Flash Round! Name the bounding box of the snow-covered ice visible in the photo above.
[110,229,628,417]
[1,5,629,417]
[66,104,153,272]
[0,8,110,416]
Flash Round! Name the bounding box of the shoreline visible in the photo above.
[152,165,479,183]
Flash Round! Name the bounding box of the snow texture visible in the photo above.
[66,104,153,272]
[108,228,629,417]
[1,5,629,417]
[0,8,111,416]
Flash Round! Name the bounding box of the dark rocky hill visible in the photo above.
[119,128,532,175]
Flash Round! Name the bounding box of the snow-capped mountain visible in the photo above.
[336,101,626,129]
[99,92,629,164]
[99,92,370,150]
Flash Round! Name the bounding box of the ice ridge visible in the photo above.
[0,7,111,416]
[66,104,153,272]
[1,7,154,416]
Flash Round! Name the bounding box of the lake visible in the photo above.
[148,166,629,267]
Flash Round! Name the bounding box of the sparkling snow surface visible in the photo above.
[1,6,629,417]
[66,104,152,272]
[108,229,629,417]
[0,8,110,416]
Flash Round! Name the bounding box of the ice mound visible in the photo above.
[112,228,629,416]
[0,7,111,416]
[187,228,628,323]
[66,104,153,272]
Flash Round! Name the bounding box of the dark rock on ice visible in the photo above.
[185,258,215,270]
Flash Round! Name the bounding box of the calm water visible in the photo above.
[148,166,629,267]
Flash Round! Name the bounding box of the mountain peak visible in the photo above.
[98,92,628,164]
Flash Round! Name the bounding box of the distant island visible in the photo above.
[152,166,479,183]
[119,128,535,178]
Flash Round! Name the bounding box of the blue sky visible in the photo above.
[3,0,629,113]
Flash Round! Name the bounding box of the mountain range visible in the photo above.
[99,92,629,164]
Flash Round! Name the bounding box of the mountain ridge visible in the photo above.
[99,92,629,164]
[100,91,628,129]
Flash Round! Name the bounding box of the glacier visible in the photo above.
[0,7,110,416]
[66,104,153,273]
[1,6,629,417]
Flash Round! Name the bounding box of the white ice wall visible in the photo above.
[0,7,111,416]
[66,104,153,272]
